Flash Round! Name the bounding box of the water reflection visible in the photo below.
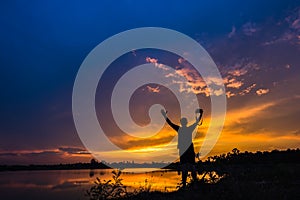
[0,169,181,200]
[110,168,180,192]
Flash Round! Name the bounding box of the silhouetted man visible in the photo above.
[161,108,203,187]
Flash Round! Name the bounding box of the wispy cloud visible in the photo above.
[146,85,160,93]
[263,7,300,46]
[242,22,259,36]
[228,26,236,38]
[262,31,298,46]
[145,56,169,70]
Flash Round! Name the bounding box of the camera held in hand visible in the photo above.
[195,108,203,114]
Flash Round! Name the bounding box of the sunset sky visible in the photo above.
[1,0,300,165]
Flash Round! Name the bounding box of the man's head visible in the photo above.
[180,117,188,127]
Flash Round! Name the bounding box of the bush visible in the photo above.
[86,170,127,200]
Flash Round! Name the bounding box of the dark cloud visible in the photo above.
[58,147,89,154]
[0,146,92,165]
[0,152,19,157]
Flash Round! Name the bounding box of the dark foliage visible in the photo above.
[88,148,300,200]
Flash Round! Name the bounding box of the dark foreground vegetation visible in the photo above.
[87,148,300,200]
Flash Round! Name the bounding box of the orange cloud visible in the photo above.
[239,83,256,95]
[256,88,270,96]
[146,85,160,93]
[226,91,236,98]
[228,68,248,76]
[225,78,243,88]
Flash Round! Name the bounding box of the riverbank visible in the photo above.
[87,148,300,200]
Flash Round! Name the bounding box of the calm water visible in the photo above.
[0,168,182,200]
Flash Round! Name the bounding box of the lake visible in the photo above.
[0,168,182,200]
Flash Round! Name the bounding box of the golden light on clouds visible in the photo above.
[106,96,300,161]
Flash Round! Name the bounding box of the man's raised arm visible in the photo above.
[161,109,179,131]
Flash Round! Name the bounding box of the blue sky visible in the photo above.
[0,0,300,164]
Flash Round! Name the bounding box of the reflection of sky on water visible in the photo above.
[0,169,182,199]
